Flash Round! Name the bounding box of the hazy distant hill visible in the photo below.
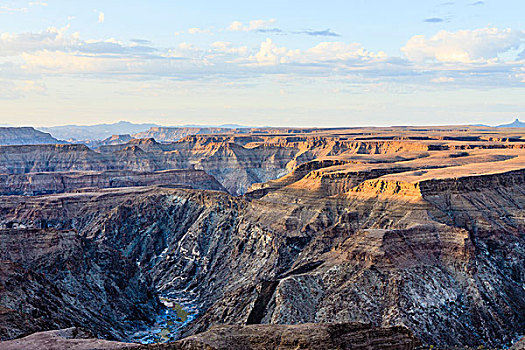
[36,122,253,142]
[38,121,159,141]
[0,127,65,145]
[133,127,234,142]
[496,118,525,128]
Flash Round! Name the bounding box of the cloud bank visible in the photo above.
[0,25,523,92]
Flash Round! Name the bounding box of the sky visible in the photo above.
[0,0,524,127]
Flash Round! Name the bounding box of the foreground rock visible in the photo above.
[0,323,421,350]
[0,328,135,350]
[155,323,420,350]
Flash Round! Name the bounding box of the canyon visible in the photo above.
[0,125,524,349]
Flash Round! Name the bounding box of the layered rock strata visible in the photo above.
[3,136,522,195]
[0,169,225,195]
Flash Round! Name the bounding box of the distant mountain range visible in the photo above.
[37,121,251,141]
[472,118,525,128]
[496,118,525,128]
[0,127,65,145]
[2,118,520,146]
[37,121,160,141]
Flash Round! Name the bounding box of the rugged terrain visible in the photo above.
[0,125,524,349]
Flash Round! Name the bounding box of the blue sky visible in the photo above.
[0,0,524,127]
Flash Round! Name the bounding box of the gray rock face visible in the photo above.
[0,228,161,341]
[0,127,64,146]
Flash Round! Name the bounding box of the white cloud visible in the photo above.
[98,12,105,23]
[431,76,455,83]
[301,42,387,63]
[20,50,122,73]
[242,38,298,66]
[29,2,48,6]
[164,42,202,59]
[0,5,28,14]
[0,26,157,58]
[228,19,277,32]
[402,27,525,63]
[188,27,211,35]
[0,24,522,90]
[228,21,243,31]
[0,25,75,56]
[239,39,386,67]
[211,41,248,56]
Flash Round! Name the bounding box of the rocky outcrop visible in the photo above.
[0,127,64,146]
[0,328,136,350]
[347,167,525,200]
[1,133,523,195]
[0,323,421,350]
[0,169,226,195]
[0,144,110,174]
[93,137,435,195]
[150,323,420,350]
[510,337,525,350]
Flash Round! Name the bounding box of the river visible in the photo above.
[128,292,200,344]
